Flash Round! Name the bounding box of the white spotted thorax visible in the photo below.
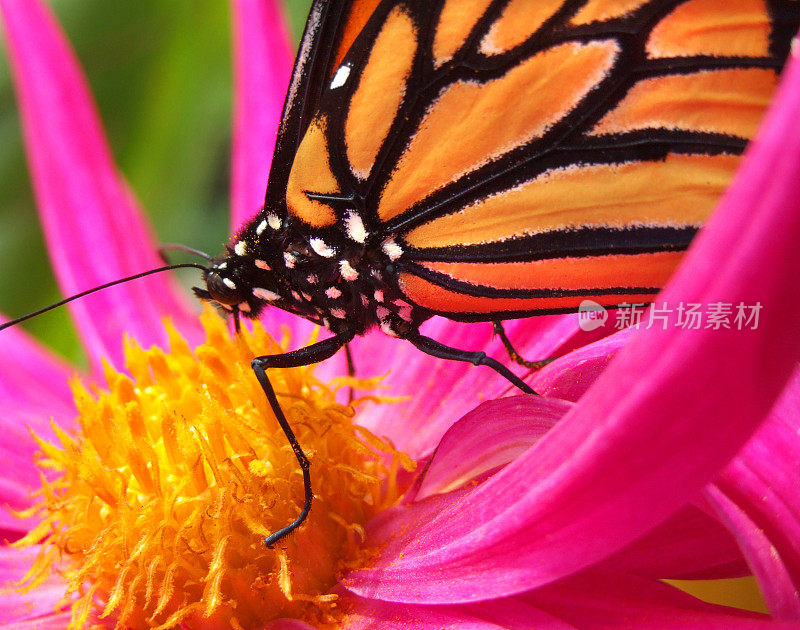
[195,207,422,338]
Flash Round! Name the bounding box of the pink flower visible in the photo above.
[1,1,800,628]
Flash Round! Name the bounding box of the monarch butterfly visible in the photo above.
[190,0,799,544]
[4,0,798,547]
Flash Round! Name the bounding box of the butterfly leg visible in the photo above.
[251,331,354,547]
[492,321,557,370]
[344,342,355,404]
[405,330,538,395]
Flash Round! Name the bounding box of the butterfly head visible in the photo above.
[192,241,326,327]
[194,247,291,321]
[194,255,253,313]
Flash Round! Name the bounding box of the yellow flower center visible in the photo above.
[16,309,413,629]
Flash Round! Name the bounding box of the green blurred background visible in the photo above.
[0,0,311,367]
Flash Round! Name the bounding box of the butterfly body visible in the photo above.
[198,205,425,338]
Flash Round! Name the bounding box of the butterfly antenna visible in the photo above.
[0,262,207,333]
[158,243,213,263]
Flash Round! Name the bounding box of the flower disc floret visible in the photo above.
[15,309,411,629]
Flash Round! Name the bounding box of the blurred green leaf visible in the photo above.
[0,0,312,365]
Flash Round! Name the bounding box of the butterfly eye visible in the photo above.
[206,271,243,307]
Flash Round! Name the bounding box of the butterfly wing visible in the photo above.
[265,0,381,212]
[269,0,799,322]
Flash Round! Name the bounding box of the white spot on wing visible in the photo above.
[380,321,399,337]
[382,239,403,261]
[326,286,342,299]
[234,241,247,256]
[267,213,282,230]
[310,238,337,258]
[253,287,280,302]
[330,307,347,319]
[345,211,368,243]
[284,252,296,268]
[330,64,351,89]
[255,259,270,270]
[374,290,384,302]
[339,260,359,280]
[256,219,267,235]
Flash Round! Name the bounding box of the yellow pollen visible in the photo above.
[15,308,413,629]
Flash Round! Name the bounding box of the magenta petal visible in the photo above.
[705,485,799,621]
[351,311,617,458]
[230,0,294,233]
[603,504,748,580]
[0,313,76,428]
[352,313,585,459]
[0,546,68,624]
[411,396,570,502]
[0,316,77,532]
[0,434,49,533]
[522,568,779,629]
[337,591,575,629]
[344,51,800,602]
[0,0,202,370]
[531,328,634,402]
[706,369,800,619]
[3,614,75,630]
[264,622,317,630]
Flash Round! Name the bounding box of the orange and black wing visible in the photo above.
[269,0,799,321]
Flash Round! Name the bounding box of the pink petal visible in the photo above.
[1,614,75,630]
[229,0,294,233]
[411,396,570,502]
[522,568,782,629]
[336,591,575,629]
[264,622,316,630]
[705,485,799,621]
[0,436,50,534]
[0,0,203,371]
[345,47,800,603]
[0,546,68,624]
[3,614,75,630]
[0,315,77,532]
[706,369,800,619]
[603,503,748,580]
[531,328,635,402]
[351,313,597,459]
[339,570,784,629]
[0,314,76,428]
